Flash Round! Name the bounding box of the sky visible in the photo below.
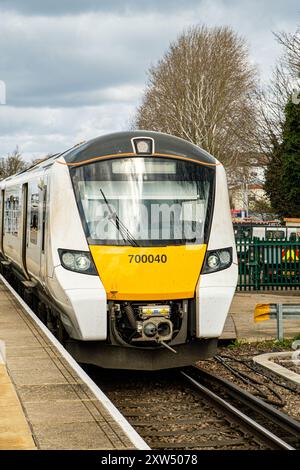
[0,0,299,161]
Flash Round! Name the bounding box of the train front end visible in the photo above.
[61,132,237,369]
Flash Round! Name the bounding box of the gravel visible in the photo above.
[272,357,300,374]
[197,341,300,421]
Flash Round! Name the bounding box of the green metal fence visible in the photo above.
[236,238,300,291]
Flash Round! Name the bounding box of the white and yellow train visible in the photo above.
[0,131,237,369]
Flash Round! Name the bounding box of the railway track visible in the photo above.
[182,366,300,450]
[88,366,300,450]
[4,268,299,451]
[184,367,300,447]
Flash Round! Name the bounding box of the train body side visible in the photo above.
[196,164,238,338]
[0,161,107,341]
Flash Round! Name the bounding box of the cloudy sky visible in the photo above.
[0,0,299,161]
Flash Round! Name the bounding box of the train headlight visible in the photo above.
[207,254,220,269]
[75,254,91,271]
[219,250,231,265]
[202,248,232,274]
[61,252,75,269]
[58,249,97,275]
[132,137,154,155]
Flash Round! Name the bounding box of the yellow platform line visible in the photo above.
[0,363,36,450]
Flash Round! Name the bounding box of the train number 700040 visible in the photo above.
[128,254,167,263]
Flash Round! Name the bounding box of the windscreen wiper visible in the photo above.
[100,189,139,247]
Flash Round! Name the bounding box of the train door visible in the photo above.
[25,173,48,284]
[26,178,42,279]
[20,183,30,279]
[0,189,4,254]
[39,173,48,284]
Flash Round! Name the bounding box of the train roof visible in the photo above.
[1,131,217,183]
[61,131,217,166]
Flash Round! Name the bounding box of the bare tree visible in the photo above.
[0,147,28,179]
[275,28,300,75]
[134,25,259,170]
[254,66,290,160]
[255,28,300,160]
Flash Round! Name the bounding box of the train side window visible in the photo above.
[4,190,20,236]
[274,230,285,240]
[266,230,285,240]
[266,231,272,240]
[30,193,39,245]
[242,229,251,239]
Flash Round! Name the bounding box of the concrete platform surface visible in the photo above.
[0,344,36,450]
[222,292,300,341]
[0,281,140,450]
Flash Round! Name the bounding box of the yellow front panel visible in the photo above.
[90,244,207,301]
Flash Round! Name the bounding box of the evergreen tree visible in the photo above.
[265,99,300,218]
[281,99,300,217]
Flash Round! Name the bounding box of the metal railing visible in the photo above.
[236,238,300,291]
[255,303,300,340]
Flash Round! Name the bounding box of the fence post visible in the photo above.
[254,239,260,291]
[276,304,284,341]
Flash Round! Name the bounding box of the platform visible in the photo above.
[0,277,147,450]
[222,291,300,341]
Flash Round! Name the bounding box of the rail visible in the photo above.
[184,366,300,449]
[181,371,294,450]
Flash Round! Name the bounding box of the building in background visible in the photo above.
[229,158,269,219]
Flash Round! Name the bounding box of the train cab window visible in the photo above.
[71,157,215,246]
[30,193,39,245]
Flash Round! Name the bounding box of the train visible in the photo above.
[233,222,300,242]
[0,131,238,370]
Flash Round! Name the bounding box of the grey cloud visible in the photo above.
[0,11,189,108]
[0,0,205,16]
[0,103,135,158]
[0,2,299,109]
[0,0,299,159]
[1,0,299,20]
